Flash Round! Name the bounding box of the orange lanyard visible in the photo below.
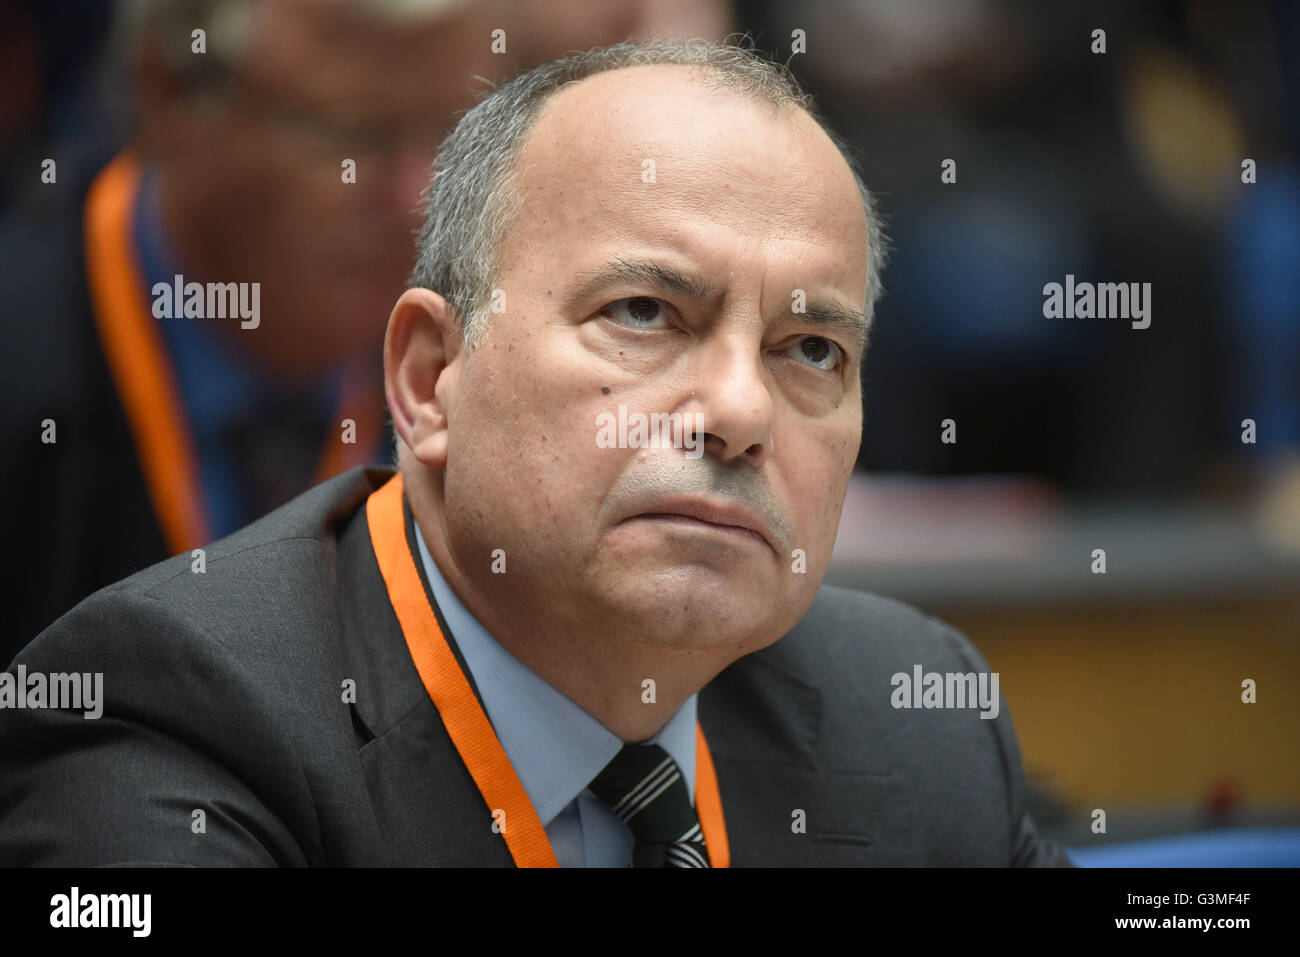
[83,152,382,554]
[365,472,731,868]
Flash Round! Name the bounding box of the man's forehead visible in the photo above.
[524,64,825,165]
[538,63,748,120]
[505,66,869,311]
[515,68,859,229]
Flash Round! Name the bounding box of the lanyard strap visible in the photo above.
[365,471,730,867]
[85,152,210,551]
[83,152,382,553]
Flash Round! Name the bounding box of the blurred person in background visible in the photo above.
[736,0,1297,510]
[0,0,731,664]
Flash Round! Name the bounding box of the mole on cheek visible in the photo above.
[601,386,611,395]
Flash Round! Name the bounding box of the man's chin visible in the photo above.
[598,575,789,645]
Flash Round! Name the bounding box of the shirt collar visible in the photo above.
[413,522,697,826]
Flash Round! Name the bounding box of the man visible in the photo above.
[0,0,556,663]
[0,39,1072,867]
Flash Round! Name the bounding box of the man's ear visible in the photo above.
[384,287,462,471]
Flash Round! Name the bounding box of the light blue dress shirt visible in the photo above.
[413,523,698,867]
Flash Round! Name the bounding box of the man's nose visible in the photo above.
[688,334,775,465]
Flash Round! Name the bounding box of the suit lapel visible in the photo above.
[700,623,921,865]
[337,468,902,865]
[337,468,514,866]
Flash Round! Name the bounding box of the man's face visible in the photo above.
[439,65,869,654]
[156,0,507,373]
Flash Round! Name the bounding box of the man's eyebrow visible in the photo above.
[800,299,869,353]
[563,257,716,308]
[564,256,867,350]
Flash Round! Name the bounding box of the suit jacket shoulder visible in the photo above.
[699,585,1074,866]
[1,467,1071,866]
[0,466,508,866]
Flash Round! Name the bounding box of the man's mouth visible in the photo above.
[623,497,775,553]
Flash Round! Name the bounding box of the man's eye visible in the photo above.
[784,336,842,371]
[599,297,671,329]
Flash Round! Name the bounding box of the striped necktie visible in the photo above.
[588,743,710,868]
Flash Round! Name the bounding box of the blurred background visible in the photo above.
[1,0,1296,865]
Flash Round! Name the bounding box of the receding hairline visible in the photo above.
[536,60,807,117]
[498,60,870,267]
[531,62,849,173]
[557,63,850,169]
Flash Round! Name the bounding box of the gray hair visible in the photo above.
[410,36,889,353]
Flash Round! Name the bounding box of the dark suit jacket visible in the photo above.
[0,466,1073,866]
[0,149,169,662]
